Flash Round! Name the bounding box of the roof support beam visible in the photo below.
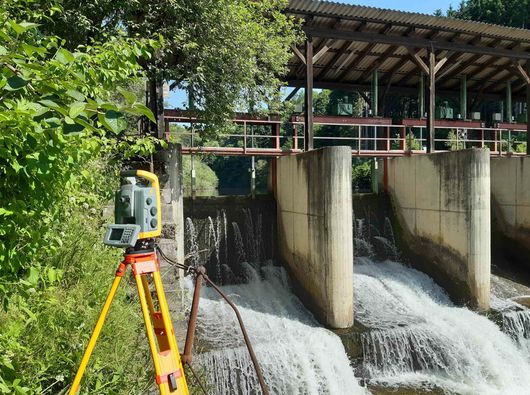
[305,36,314,151]
[292,45,306,65]
[523,66,530,153]
[427,50,436,152]
[514,61,530,85]
[312,45,330,64]
[287,79,526,101]
[335,24,392,81]
[359,27,415,83]
[284,87,300,102]
[304,27,530,60]
[407,49,429,75]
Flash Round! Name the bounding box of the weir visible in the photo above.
[153,4,530,391]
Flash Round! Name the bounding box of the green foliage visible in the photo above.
[405,132,422,151]
[352,159,372,192]
[445,129,466,151]
[182,156,219,194]
[0,3,159,302]
[40,0,300,134]
[445,0,530,28]
[515,141,527,153]
[0,202,151,394]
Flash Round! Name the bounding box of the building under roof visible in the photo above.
[284,0,530,153]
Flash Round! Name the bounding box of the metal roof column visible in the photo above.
[506,81,512,123]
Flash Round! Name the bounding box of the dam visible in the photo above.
[149,1,530,393]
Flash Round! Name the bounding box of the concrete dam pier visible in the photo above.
[269,146,530,328]
[172,144,530,331]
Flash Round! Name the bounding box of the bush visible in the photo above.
[0,159,152,394]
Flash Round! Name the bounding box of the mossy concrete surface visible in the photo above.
[379,149,491,310]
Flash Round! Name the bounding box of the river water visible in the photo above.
[185,211,530,394]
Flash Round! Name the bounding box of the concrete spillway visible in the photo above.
[168,145,530,393]
[182,208,530,394]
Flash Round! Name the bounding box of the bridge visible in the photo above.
[164,108,527,157]
[155,0,530,158]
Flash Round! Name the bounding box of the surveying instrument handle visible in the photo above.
[69,170,189,395]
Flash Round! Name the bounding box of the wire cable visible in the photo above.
[155,244,270,395]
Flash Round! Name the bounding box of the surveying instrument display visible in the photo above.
[69,170,189,395]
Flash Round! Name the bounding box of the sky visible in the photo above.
[167,0,459,108]
[341,0,458,15]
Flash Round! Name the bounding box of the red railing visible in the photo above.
[164,110,527,157]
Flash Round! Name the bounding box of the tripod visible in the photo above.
[69,244,189,395]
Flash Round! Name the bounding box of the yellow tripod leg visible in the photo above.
[135,272,169,394]
[69,274,123,395]
[152,271,190,395]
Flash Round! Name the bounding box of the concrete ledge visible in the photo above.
[275,146,354,328]
[384,149,491,310]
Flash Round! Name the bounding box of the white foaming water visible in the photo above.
[355,256,530,394]
[490,294,530,354]
[192,262,369,395]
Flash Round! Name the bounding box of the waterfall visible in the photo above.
[354,258,530,394]
[185,208,530,394]
[185,211,368,394]
[490,291,530,354]
[192,264,368,395]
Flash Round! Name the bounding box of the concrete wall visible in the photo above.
[491,156,530,241]
[384,149,491,310]
[491,157,530,266]
[275,147,354,329]
[155,143,185,278]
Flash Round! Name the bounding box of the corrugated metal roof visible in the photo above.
[284,0,530,97]
[287,0,530,43]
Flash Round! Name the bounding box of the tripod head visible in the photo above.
[103,170,162,248]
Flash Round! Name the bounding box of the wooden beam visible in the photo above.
[401,36,479,86]
[335,24,392,81]
[304,27,530,60]
[284,87,300,102]
[302,20,359,79]
[359,27,415,83]
[407,49,429,75]
[380,57,412,84]
[434,57,448,74]
[312,45,330,64]
[305,37,314,151]
[358,46,394,82]
[292,45,306,65]
[435,60,463,82]
[427,51,436,152]
[315,41,352,80]
[287,79,527,101]
[514,61,530,85]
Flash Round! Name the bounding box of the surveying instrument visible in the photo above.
[69,170,189,395]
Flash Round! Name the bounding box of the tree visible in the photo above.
[38,0,300,133]
[445,0,530,28]
[0,1,158,300]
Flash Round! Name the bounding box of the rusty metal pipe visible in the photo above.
[200,273,269,395]
[181,268,204,365]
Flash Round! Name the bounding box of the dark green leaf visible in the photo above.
[5,76,28,91]
[132,103,156,122]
